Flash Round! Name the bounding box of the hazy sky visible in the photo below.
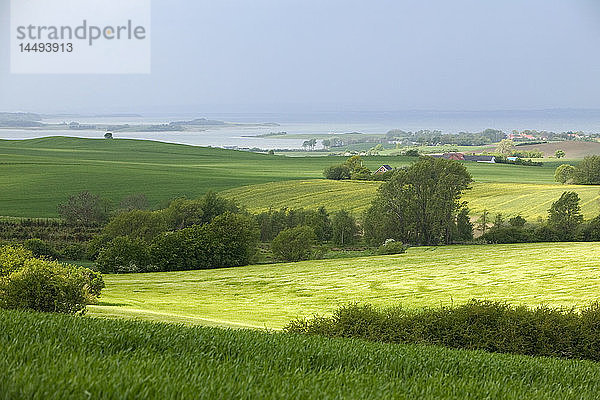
[1,0,600,114]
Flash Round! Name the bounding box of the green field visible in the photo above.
[0,137,565,218]
[4,310,600,400]
[224,179,600,219]
[89,242,600,329]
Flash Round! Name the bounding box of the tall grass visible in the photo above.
[2,310,600,399]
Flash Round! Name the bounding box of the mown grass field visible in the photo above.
[223,179,600,219]
[0,137,563,217]
[4,310,600,400]
[89,242,600,329]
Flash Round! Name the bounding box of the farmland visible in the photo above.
[0,136,572,218]
[223,179,600,219]
[89,242,600,329]
[4,310,600,400]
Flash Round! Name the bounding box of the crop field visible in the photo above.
[4,310,600,400]
[0,137,564,218]
[89,242,600,329]
[223,179,600,219]
[0,137,415,217]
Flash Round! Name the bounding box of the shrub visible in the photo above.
[285,300,600,361]
[23,238,58,259]
[482,226,533,244]
[323,164,351,180]
[272,226,316,262]
[0,248,104,314]
[95,236,152,274]
[376,240,407,255]
[60,242,87,260]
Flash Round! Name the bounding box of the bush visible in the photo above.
[0,246,104,314]
[95,236,152,273]
[57,191,111,225]
[323,164,351,180]
[482,226,533,244]
[60,242,87,260]
[272,226,316,262]
[23,238,58,259]
[149,212,259,271]
[0,245,34,277]
[285,300,600,361]
[376,240,407,255]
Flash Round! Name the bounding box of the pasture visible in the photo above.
[4,310,600,400]
[0,137,563,218]
[224,179,600,219]
[89,242,600,329]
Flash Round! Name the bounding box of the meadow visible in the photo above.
[224,179,600,219]
[4,310,600,400]
[89,242,600,329]
[0,137,565,218]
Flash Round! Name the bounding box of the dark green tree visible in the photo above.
[271,226,316,262]
[548,191,583,240]
[331,210,359,246]
[364,157,472,245]
[574,156,600,184]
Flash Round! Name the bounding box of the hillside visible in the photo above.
[223,179,600,219]
[0,136,563,217]
[90,242,600,328]
[4,310,600,400]
[514,141,600,158]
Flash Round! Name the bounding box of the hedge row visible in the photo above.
[286,300,600,361]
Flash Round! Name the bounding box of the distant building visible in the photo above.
[375,165,393,174]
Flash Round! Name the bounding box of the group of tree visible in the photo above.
[555,156,600,185]
[481,191,600,243]
[90,192,259,273]
[57,192,152,225]
[387,128,506,146]
[255,207,360,262]
[363,157,473,246]
[323,156,392,181]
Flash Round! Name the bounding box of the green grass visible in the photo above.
[89,242,600,329]
[223,179,600,219]
[3,309,600,400]
[0,137,562,218]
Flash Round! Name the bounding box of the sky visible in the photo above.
[1,0,600,114]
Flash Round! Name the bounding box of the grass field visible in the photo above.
[4,310,600,400]
[223,179,600,219]
[89,242,600,329]
[0,137,564,217]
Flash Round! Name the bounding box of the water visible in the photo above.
[1,110,599,149]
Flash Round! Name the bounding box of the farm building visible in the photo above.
[375,165,393,174]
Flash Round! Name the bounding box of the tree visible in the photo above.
[548,191,583,240]
[364,157,472,245]
[271,226,316,262]
[476,210,490,235]
[508,215,526,227]
[455,207,473,241]
[331,210,359,246]
[104,132,113,139]
[573,156,600,185]
[267,149,275,155]
[102,210,167,243]
[555,164,576,184]
[322,139,331,149]
[493,213,505,229]
[57,191,111,225]
[119,193,149,211]
[555,149,565,158]
[496,139,515,155]
[96,236,151,274]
